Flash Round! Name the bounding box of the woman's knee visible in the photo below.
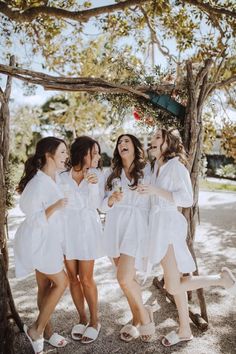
[117,272,132,289]
[66,271,80,286]
[80,274,94,289]
[165,281,180,295]
[52,272,68,290]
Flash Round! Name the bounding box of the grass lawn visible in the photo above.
[200,179,236,192]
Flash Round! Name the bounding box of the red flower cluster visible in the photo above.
[133,110,141,121]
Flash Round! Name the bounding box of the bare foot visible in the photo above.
[178,328,192,339]
[28,326,43,342]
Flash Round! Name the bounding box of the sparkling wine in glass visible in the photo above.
[112,178,122,193]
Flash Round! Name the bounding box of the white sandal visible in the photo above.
[120,324,139,342]
[81,323,101,344]
[139,306,155,342]
[71,323,88,340]
[44,333,68,347]
[23,324,44,354]
[161,330,193,347]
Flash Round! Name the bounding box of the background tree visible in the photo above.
[0,1,236,351]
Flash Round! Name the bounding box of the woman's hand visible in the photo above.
[53,198,68,209]
[137,184,159,196]
[137,184,174,202]
[45,198,68,219]
[86,173,98,184]
[108,191,123,207]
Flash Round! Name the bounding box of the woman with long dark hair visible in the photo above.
[102,134,155,343]
[61,136,104,344]
[14,137,69,353]
[138,127,236,347]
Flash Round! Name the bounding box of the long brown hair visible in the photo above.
[151,128,188,170]
[106,134,146,190]
[17,136,66,194]
[68,136,102,171]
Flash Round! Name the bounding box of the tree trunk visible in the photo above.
[182,60,213,323]
[0,56,23,354]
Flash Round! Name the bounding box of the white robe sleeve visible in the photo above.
[171,161,193,208]
[19,180,48,228]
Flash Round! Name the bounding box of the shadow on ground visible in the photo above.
[8,192,236,354]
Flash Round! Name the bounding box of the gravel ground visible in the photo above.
[8,191,236,354]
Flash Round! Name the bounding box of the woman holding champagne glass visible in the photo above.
[60,136,104,344]
[138,127,236,347]
[101,134,155,343]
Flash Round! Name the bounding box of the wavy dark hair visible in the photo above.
[68,136,102,171]
[17,136,66,194]
[151,128,188,171]
[106,134,146,190]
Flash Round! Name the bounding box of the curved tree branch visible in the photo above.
[182,0,236,20]
[139,6,178,64]
[0,0,150,23]
[206,74,236,98]
[0,63,175,97]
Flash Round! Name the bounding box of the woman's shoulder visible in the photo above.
[168,157,189,175]
[59,170,70,181]
[143,162,151,175]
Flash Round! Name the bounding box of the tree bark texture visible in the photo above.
[0,56,23,354]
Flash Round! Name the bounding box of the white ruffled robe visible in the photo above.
[147,157,196,273]
[60,169,105,260]
[101,166,150,264]
[14,170,66,278]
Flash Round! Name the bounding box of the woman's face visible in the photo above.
[90,143,101,168]
[84,143,101,169]
[117,135,135,160]
[52,142,68,170]
[150,130,167,160]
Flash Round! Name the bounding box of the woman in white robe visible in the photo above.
[62,136,104,344]
[14,137,69,353]
[101,134,155,343]
[138,128,236,347]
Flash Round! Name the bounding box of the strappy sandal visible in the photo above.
[120,324,139,342]
[161,330,193,347]
[138,306,155,342]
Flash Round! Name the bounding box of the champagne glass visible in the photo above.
[60,183,74,207]
[112,178,122,193]
[84,168,97,182]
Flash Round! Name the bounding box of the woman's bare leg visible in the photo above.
[64,259,87,325]
[161,245,235,339]
[161,247,192,338]
[116,255,150,327]
[35,271,53,339]
[28,270,68,340]
[162,245,233,295]
[79,260,99,342]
